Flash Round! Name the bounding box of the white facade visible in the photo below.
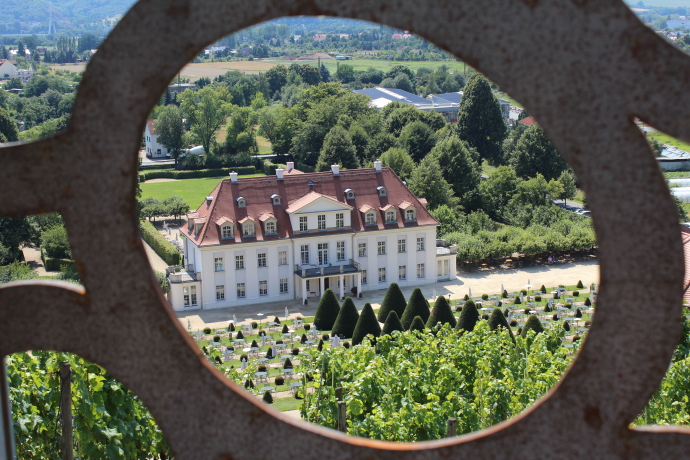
[145,120,170,158]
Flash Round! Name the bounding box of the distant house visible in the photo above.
[0,59,34,83]
[518,116,538,128]
[313,34,327,41]
[335,55,352,60]
[144,120,170,159]
[392,33,412,39]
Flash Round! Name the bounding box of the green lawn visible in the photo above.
[271,397,303,412]
[140,174,265,208]
[646,130,690,152]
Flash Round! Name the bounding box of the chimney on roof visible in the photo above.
[286,161,294,172]
[374,159,382,173]
[276,168,285,180]
[229,172,238,183]
[331,164,340,176]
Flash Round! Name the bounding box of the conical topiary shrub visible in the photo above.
[282,324,289,334]
[575,308,582,318]
[502,290,508,298]
[409,316,426,332]
[576,280,584,289]
[236,330,244,340]
[401,288,430,330]
[456,300,479,332]
[463,294,469,301]
[331,297,360,339]
[563,320,571,332]
[229,323,235,332]
[521,314,544,336]
[314,288,341,331]
[377,282,407,322]
[540,285,547,294]
[584,297,592,307]
[514,295,521,305]
[283,358,293,369]
[262,390,274,404]
[488,308,514,340]
[274,316,280,324]
[426,296,457,329]
[382,310,404,336]
[352,302,381,345]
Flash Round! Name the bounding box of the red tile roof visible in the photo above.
[518,116,538,127]
[182,167,438,247]
[683,226,690,304]
[146,119,157,135]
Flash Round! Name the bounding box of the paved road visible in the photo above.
[176,259,599,331]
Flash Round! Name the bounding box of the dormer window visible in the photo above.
[271,194,281,205]
[265,220,276,234]
[221,224,233,239]
[386,210,396,223]
[405,208,416,222]
[345,189,355,199]
[243,222,255,236]
[377,186,387,197]
[236,197,246,208]
[366,212,376,225]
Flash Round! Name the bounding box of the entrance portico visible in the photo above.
[294,260,362,303]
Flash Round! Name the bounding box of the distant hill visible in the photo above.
[0,0,137,35]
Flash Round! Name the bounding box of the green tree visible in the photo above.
[0,106,19,142]
[380,147,415,181]
[401,288,431,330]
[0,217,36,262]
[408,155,457,210]
[163,195,190,223]
[509,126,568,181]
[314,288,341,331]
[408,316,426,332]
[352,302,381,345]
[178,86,232,155]
[521,315,545,336]
[154,104,185,167]
[487,308,514,341]
[429,205,459,236]
[508,174,551,208]
[155,270,170,294]
[0,261,37,282]
[478,166,520,221]
[315,125,360,171]
[41,225,71,259]
[331,297,360,339]
[399,121,436,163]
[426,296,457,329]
[428,135,481,206]
[456,300,479,332]
[224,106,258,155]
[377,282,407,322]
[382,310,404,335]
[454,74,506,165]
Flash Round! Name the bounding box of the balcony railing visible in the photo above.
[294,262,361,278]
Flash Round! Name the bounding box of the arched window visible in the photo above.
[236,197,246,208]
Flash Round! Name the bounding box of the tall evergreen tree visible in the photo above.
[331,297,359,339]
[314,288,340,331]
[456,300,479,332]
[426,296,457,329]
[401,288,430,330]
[377,282,407,322]
[315,125,360,171]
[454,74,506,165]
[382,310,404,336]
[352,303,381,345]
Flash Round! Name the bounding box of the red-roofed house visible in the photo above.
[144,120,170,159]
[169,162,456,310]
[518,116,538,127]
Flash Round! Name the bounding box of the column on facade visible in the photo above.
[339,275,344,299]
[302,278,307,304]
[320,277,325,296]
[357,272,362,296]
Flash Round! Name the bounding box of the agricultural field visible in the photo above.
[140,174,264,207]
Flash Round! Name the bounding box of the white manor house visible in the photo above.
[168,161,457,310]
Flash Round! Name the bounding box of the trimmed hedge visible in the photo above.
[139,163,176,171]
[139,166,256,182]
[426,296,457,329]
[262,160,286,175]
[331,297,359,339]
[41,248,76,272]
[352,303,381,345]
[140,220,181,265]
